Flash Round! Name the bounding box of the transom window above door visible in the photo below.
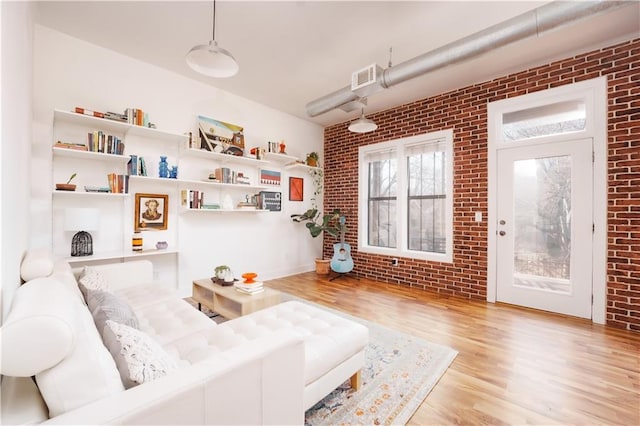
[502,99,587,142]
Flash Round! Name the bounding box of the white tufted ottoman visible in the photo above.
[156,300,369,411]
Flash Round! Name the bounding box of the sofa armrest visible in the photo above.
[42,330,305,425]
[73,260,155,291]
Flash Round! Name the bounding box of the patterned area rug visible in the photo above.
[300,302,458,426]
[185,296,457,425]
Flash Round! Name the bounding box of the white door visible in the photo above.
[496,138,593,318]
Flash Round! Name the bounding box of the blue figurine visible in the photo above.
[159,156,169,178]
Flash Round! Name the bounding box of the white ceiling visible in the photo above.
[35,1,640,127]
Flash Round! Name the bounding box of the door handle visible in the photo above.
[499,230,506,236]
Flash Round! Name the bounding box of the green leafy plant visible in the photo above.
[214,265,230,277]
[306,152,320,167]
[291,208,344,239]
[66,173,77,184]
[308,167,323,210]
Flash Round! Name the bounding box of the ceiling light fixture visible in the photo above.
[186,0,238,78]
[348,108,378,133]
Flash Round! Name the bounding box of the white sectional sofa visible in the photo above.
[0,249,369,425]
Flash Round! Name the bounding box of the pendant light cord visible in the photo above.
[212,0,216,41]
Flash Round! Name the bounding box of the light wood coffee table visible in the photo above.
[192,278,281,319]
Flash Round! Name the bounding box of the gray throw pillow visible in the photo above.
[81,284,140,334]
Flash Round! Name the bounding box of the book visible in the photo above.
[128,155,138,176]
[55,141,88,151]
[104,111,127,122]
[139,157,147,176]
[235,287,264,295]
[234,281,263,291]
[75,107,104,119]
[84,186,110,193]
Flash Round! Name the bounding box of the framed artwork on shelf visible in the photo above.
[134,193,168,231]
[197,115,245,156]
[260,169,281,186]
[289,177,303,201]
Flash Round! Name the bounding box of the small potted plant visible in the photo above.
[306,152,319,167]
[214,265,230,280]
[56,172,77,191]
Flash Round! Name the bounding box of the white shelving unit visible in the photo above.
[51,108,311,264]
[51,109,187,264]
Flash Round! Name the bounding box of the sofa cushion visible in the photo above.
[83,285,140,334]
[20,247,55,282]
[51,260,85,302]
[33,283,125,417]
[161,301,369,386]
[114,284,216,348]
[102,320,178,389]
[0,278,75,377]
[78,266,110,294]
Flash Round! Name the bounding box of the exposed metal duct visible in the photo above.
[305,0,629,117]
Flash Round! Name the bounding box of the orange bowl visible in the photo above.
[241,272,257,284]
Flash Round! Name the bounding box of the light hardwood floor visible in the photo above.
[266,272,640,425]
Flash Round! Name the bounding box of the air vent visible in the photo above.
[351,64,384,97]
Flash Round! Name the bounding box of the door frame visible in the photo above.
[487,77,608,324]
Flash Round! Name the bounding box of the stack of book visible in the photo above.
[234,281,264,295]
[107,173,128,193]
[55,141,88,151]
[127,155,147,176]
[181,189,205,209]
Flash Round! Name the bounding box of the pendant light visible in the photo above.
[186,0,238,78]
[348,108,378,133]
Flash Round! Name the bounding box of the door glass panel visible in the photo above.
[503,100,586,141]
[513,156,571,293]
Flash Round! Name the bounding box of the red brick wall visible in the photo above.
[323,38,639,331]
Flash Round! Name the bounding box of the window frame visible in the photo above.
[358,129,454,263]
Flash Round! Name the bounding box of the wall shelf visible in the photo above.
[182,147,269,166]
[52,190,128,198]
[181,208,268,213]
[128,175,179,185]
[180,179,270,191]
[263,152,299,165]
[285,163,321,172]
[52,147,130,162]
[53,109,187,144]
[64,248,178,264]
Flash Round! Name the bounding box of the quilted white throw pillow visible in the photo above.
[103,320,177,388]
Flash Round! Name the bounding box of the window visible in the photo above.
[359,130,453,262]
[502,100,587,142]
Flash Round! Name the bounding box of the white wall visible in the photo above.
[1,2,34,320]
[32,25,323,296]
